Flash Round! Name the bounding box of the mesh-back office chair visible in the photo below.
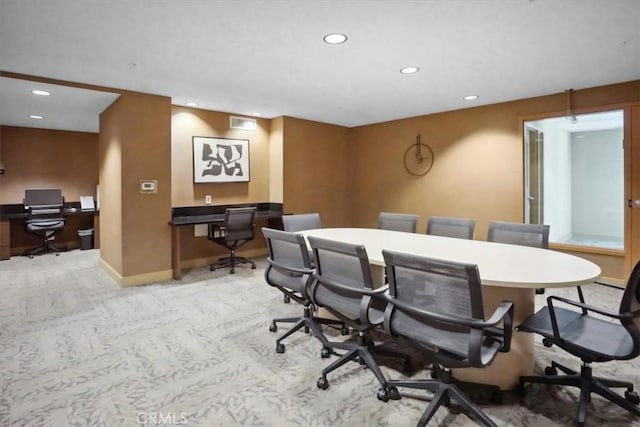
[307,236,407,401]
[378,212,419,233]
[487,221,550,294]
[382,249,513,427]
[282,213,321,232]
[208,207,257,274]
[426,216,475,239]
[517,261,640,426]
[23,189,66,258]
[281,213,322,303]
[263,228,344,354]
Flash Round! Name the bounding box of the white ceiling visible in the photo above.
[0,0,639,133]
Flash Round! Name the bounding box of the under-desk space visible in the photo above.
[169,202,283,279]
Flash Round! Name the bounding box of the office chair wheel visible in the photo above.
[230,268,235,274]
[542,338,553,347]
[283,295,291,303]
[388,386,401,400]
[55,252,60,256]
[317,377,329,390]
[269,322,277,332]
[544,366,558,376]
[276,343,285,354]
[251,264,256,269]
[625,390,640,405]
[320,347,332,359]
[340,326,350,335]
[210,265,216,271]
[376,387,390,402]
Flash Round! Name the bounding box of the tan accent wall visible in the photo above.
[282,116,352,227]
[269,116,284,203]
[171,107,271,207]
[99,92,172,280]
[0,126,98,204]
[170,107,272,266]
[348,81,640,281]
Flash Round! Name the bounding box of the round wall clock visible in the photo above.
[404,134,434,177]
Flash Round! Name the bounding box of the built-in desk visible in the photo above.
[0,203,100,259]
[169,202,283,279]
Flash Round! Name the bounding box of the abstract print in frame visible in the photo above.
[193,136,250,183]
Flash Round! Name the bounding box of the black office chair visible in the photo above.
[23,189,66,258]
[487,220,550,294]
[382,249,513,427]
[516,261,640,426]
[208,207,257,274]
[426,216,475,239]
[307,235,408,402]
[263,227,344,354]
[378,212,419,233]
[282,213,321,232]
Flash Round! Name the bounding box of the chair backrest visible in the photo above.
[378,212,419,233]
[24,189,64,221]
[487,221,549,248]
[426,216,475,239]
[223,207,256,241]
[619,259,640,358]
[307,236,378,325]
[282,213,321,232]
[262,227,312,295]
[382,249,486,361]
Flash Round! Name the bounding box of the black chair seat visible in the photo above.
[519,306,634,362]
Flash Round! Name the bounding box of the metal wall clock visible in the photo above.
[403,134,434,177]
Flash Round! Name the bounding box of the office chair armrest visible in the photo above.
[267,258,314,276]
[548,295,623,320]
[384,295,510,329]
[312,273,388,297]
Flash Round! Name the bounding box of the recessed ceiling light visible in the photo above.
[463,95,479,101]
[185,102,198,107]
[31,89,50,96]
[323,33,347,44]
[29,114,44,119]
[251,112,262,117]
[400,66,420,74]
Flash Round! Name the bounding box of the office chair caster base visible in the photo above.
[269,323,277,332]
[283,295,291,303]
[544,366,558,376]
[625,390,640,405]
[275,343,285,354]
[376,387,391,402]
[230,269,235,274]
[210,266,216,271]
[317,377,329,390]
[542,338,553,347]
[251,264,256,269]
[320,347,332,359]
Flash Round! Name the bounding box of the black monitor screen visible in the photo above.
[24,189,63,207]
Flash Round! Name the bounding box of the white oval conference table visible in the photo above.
[301,227,602,390]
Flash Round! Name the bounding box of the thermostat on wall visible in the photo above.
[140,180,158,194]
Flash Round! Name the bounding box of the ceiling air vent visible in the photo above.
[230,116,257,131]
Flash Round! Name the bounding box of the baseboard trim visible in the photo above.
[99,258,173,287]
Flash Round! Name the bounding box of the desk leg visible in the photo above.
[452,286,535,391]
[172,225,182,280]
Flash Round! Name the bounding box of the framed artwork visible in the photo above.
[192,136,250,183]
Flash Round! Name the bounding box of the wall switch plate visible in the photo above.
[205,195,212,205]
[140,179,158,194]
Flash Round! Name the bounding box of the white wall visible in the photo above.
[571,128,624,239]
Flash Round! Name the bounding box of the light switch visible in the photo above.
[205,195,212,205]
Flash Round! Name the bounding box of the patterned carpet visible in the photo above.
[1,250,639,426]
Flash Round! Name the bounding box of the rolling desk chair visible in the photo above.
[426,216,475,239]
[517,260,640,426]
[23,189,66,258]
[208,207,257,274]
[382,249,513,427]
[282,213,321,233]
[378,212,419,233]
